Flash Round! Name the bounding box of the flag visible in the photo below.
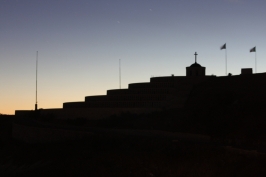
[250,47,256,52]
[220,43,226,50]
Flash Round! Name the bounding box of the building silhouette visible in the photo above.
[15,53,256,120]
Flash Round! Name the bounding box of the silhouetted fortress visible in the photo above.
[15,53,260,120]
[13,53,266,143]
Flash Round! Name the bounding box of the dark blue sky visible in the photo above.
[1,0,265,114]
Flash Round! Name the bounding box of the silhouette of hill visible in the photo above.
[1,119,266,177]
[3,73,266,176]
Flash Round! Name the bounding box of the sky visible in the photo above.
[1,0,266,114]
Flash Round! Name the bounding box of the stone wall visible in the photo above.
[12,120,211,144]
[16,76,214,120]
[63,76,207,110]
[12,122,94,143]
[38,107,161,120]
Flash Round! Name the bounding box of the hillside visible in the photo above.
[1,114,266,177]
[3,73,266,176]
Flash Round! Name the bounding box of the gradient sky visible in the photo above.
[1,0,266,114]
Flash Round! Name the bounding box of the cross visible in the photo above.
[194,52,198,63]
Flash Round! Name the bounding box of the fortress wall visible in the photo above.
[96,87,185,101]
[107,89,129,95]
[107,81,191,96]
[70,101,166,108]
[63,101,85,108]
[84,95,107,102]
[186,73,266,111]
[65,87,190,109]
[150,76,213,84]
[15,110,33,116]
[150,76,183,82]
[128,82,150,89]
[106,76,206,97]
[129,81,192,89]
[98,94,169,102]
[16,75,216,118]
[12,120,211,144]
[40,107,161,120]
[12,122,94,143]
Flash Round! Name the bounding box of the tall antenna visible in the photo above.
[35,51,38,111]
[119,59,121,89]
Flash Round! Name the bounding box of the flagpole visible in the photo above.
[35,51,38,111]
[250,46,257,73]
[220,43,227,75]
[225,48,227,76]
[119,59,121,89]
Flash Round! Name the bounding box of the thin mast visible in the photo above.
[119,59,121,89]
[35,51,38,110]
[255,49,257,73]
[220,43,227,75]
[250,46,256,73]
[225,48,227,75]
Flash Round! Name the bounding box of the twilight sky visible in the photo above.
[1,0,266,114]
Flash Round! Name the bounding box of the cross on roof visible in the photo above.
[194,52,198,63]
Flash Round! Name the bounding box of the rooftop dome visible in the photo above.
[190,62,202,67]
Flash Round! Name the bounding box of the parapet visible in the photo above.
[107,89,129,95]
[85,95,107,102]
[241,68,253,75]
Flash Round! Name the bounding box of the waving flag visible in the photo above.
[220,43,226,50]
[250,47,256,52]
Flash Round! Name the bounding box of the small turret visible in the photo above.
[186,52,206,77]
